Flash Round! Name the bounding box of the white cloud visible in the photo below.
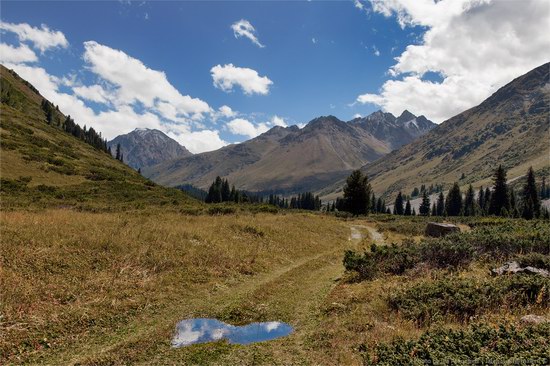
[356,0,550,123]
[167,128,227,153]
[231,19,265,48]
[372,45,380,56]
[312,37,317,44]
[83,41,211,121]
[353,113,363,119]
[271,115,287,127]
[72,84,111,104]
[218,105,237,118]
[0,21,68,52]
[227,118,270,138]
[0,43,37,63]
[211,63,273,95]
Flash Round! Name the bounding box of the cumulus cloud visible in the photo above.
[0,43,37,63]
[218,105,237,118]
[72,84,111,104]
[226,115,287,138]
[356,0,550,123]
[211,63,273,95]
[83,41,211,121]
[227,118,270,138]
[271,115,287,127]
[0,21,68,52]
[231,19,265,48]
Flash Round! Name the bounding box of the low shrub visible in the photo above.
[360,323,550,365]
[207,206,236,215]
[388,275,549,325]
[515,253,550,271]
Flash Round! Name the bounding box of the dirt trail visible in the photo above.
[47,223,363,365]
[350,224,386,244]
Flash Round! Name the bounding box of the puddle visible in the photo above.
[171,318,293,347]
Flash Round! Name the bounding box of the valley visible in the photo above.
[1,5,549,364]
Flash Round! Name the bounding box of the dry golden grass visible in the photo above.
[0,209,354,365]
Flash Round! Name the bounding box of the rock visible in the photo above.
[492,261,549,277]
[520,314,549,324]
[425,222,461,237]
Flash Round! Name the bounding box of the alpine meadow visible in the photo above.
[1,1,549,365]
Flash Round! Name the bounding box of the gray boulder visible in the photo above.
[520,314,549,324]
[425,222,461,237]
[492,261,549,277]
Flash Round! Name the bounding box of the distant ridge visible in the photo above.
[143,111,435,194]
[324,62,550,199]
[108,128,192,170]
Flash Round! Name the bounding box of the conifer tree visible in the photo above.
[412,207,416,216]
[221,179,231,202]
[489,165,510,216]
[436,191,445,216]
[343,170,371,215]
[431,202,437,216]
[445,182,463,216]
[463,184,476,216]
[404,200,412,216]
[522,167,541,219]
[394,192,404,215]
[484,187,492,214]
[419,191,430,216]
[115,143,121,161]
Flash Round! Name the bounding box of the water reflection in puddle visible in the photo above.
[171,318,293,347]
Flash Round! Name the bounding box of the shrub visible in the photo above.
[207,206,236,215]
[515,253,550,271]
[388,275,549,325]
[360,323,550,365]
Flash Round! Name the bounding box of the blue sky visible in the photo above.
[1,0,549,152]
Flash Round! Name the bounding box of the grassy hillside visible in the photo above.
[0,65,196,210]
[323,62,550,200]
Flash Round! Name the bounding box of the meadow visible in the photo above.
[2,208,548,365]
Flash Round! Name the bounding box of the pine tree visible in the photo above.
[370,192,376,213]
[484,187,492,214]
[489,165,510,216]
[431,202,437,216]
[445,183,463,216]
[463,184,476,216]
[540,176,549,199]
[522,167,541,219]
[436,191,445,216]
[412,207,417,216]
[343,170,371,215]
[478,186,485,212]
[404,200,412,216]
[419,191,430,216]
[221,179,231,202]
[115,143,121,161]
[394,192,404,215]
[137,167,141,175]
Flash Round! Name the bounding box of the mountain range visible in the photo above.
[323,62,550,199]
[142,110,436,194]
[108,128,192,170]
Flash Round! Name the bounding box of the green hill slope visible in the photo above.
[0,65,195,210]
[323,62,550,199]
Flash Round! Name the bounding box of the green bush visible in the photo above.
[388,275,549,325]
[515,253,550,271]
[360,323,550,365]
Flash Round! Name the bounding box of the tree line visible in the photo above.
[203,176,321,211]
[41,99,110,154]
[391,166,548,219]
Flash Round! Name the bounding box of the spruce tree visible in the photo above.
[419,191,430,216]
[489,165,510,216]
[522,167,541,219]
[115,143,121,161]
[404,200,412,216]
[436,191,445,216]
[343,170,371,215]
[394,192,404,215]
[445,183,463,216]
[463,184,476,216]
[484,187,492,214]
[431,202,437,216]
[478,186,485,212]
[221,179,231,202]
